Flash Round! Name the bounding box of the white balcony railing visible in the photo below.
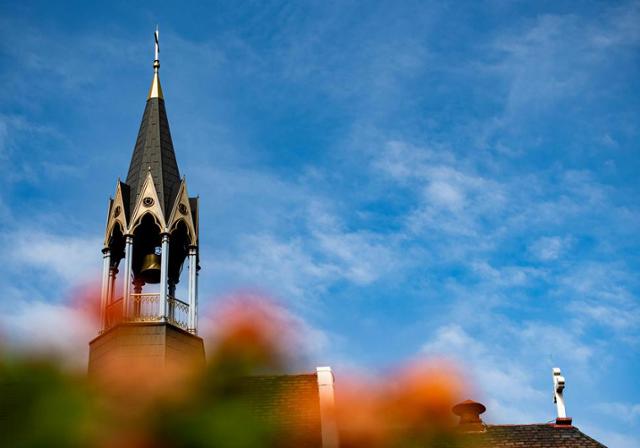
[103,293,190,332]
[131,293,162,322]
[167,296,189,330]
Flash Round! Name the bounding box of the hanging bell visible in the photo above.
[139,252,161,284]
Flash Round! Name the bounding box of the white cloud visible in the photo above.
[570,300,639,334]
[422,323,484,356]
[372,140,507,240]
[421,324,548,423]
[0,300,96,368]
[583,424,640,448]
[592,402,640,424]
[308,202,399,285]
[207,233,339,302]
[519,323,593,365]
[528,236,571,261]
[0,117,7,158]
[471,261,544,287]
[426,181,465,210]
[206,198,401,305]
[8,230,102,283]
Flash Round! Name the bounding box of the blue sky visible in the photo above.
[0,1,638,446]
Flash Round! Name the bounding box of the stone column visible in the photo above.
[168,281,176,323]
[195,265,200,333]
[107,267,118,304]
[133,279,143,318]
[99,248,111,331]
[122,235,134,318]
[187,246,197,332]
[159,233,170,320]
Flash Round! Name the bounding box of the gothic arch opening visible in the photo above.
[108,222,125,267]
[169,220,190,286]
[132,213,162,286]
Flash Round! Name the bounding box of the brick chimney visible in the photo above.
[452,399,486,432]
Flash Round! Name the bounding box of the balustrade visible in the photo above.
[102,293,190,332]
[167,296,189,330]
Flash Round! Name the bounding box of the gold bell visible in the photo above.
[139,252,161,284]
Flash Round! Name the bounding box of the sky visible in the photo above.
[0,0,638,446]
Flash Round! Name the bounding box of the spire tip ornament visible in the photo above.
[148,26,163,100]
[154,25,160,64]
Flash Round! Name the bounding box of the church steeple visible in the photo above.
[93,29,202,364]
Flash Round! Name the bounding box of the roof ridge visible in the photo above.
[486,423,558,427]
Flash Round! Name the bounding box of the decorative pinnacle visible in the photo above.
[148,26,163,100]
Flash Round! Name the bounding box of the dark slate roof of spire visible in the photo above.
[125,97,181,216]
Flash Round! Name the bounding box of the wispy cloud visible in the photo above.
[0,300,96,368]
[528,236,571,261]
[593,401,640,424]
[7,230,101,284]
[422,324,547,423]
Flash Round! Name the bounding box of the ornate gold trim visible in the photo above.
[104,181,129,246]
[166,178,198,245]
[129,171,167,234]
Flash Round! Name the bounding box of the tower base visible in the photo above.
[88,322,205,378]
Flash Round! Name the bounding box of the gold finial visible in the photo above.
[148,26,164,100]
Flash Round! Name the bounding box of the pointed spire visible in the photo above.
[127,27,180,216]
[148,26,163,100]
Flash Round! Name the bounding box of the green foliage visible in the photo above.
[0,358,101,447]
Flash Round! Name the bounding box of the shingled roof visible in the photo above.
[463,424,607,447]
[125,95,181,216]
[237,374,609,448]
[448,398,607,448]
[241,373,323,447]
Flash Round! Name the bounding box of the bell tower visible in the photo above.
[89,29,204,375]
